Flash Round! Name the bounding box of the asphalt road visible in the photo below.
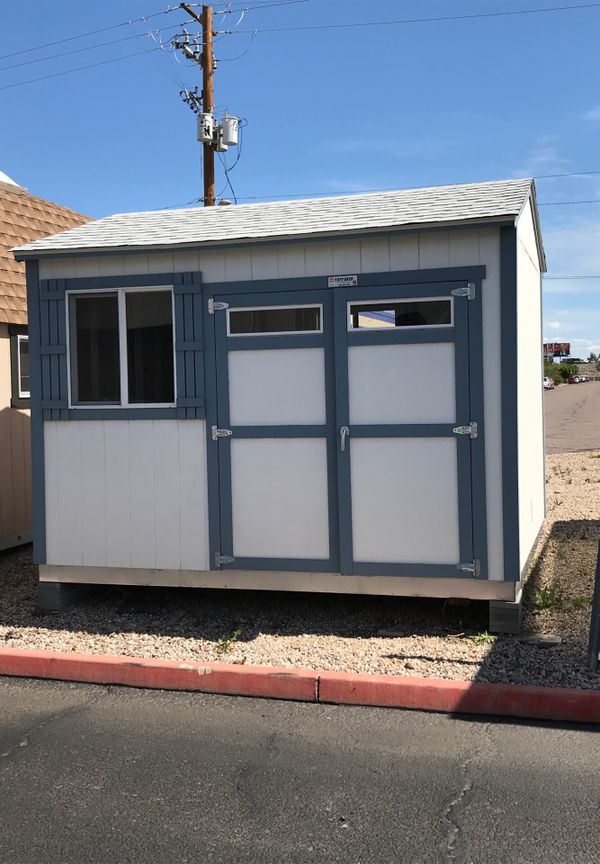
[545,381,600,453]
[1,678,599,864]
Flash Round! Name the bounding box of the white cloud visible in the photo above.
[513,136,570,178]
[546,321,561,330]
[583,106,600,121]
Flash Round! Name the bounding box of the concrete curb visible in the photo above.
[0,647,599,723]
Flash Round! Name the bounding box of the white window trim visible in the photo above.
[226,303,324,337]
[16,334,30,399]
[66,285,177,409]
[347,296,454,331]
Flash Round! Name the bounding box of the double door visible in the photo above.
[209,280,484,579]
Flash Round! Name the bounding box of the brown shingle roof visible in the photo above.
[0,180,89,325]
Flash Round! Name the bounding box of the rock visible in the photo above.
[519,634,562,647]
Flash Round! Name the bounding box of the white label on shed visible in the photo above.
[328,275,358,288]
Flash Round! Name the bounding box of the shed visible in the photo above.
[0,173,88,551]
[14,178,546,632]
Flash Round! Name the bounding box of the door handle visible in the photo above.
[340,425,350,452]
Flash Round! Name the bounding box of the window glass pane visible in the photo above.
[73,295,120,403]
[18,337,29,397]
[126,291,174,404]
[349,299,452,330]
[229,306,321,335]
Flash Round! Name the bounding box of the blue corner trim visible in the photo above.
[500,227,520,581]
[26,260,46,564]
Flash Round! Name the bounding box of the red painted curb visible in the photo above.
[0,647,599,723]
[0,648,318,703]
[318,671,600,724]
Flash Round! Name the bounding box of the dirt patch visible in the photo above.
[0,451,599,689]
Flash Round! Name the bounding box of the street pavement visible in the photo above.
[545,381,600,453]
[1,677,599,864]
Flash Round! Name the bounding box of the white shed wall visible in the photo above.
[516,203,545,571]
[40,227,504,582]
[44,419,209,570]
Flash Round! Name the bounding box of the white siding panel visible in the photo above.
[146,253,175,274]
[418,232,450,269]
[172,251,201,273]
[80,422,107,566]
[449,230,480,267]
[277,244,306,278]
[153,420,182,570]
[178,421,209,570]
[479,228,504,581]
[360,237,390,273]
[251,246,278,280]
[224,247,253,281]
[197,250,226,282]
[332,239,361,274]
[517,202,545,571]
[44,420,209,572]
[128,422,156,569]
[45,421,83,565]
[389,234,419,271]
[105,422,132,568]
[121,254,151,276]
[73,258,101,278]
[305,241,334,277]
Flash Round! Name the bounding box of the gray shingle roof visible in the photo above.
[13,178,536,257]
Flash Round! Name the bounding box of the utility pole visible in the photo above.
[174,3,240,206]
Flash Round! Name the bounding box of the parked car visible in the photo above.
[543,376,555,390]
[568,376,580,384]
[579,375,588,382]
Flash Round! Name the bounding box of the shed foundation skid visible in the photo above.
[15,180,547,608]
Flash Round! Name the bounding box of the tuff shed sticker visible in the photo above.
[328,275,358,288]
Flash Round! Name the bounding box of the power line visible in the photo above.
[226,2,600,34]
[0,8,174,62]
[539,199,600,206]
[544,275,600,279]
[0,47,162,91]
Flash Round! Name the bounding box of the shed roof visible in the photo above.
[13,178,544,269]
[1,180,89,325]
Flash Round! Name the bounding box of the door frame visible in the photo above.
[203,266,487,579]
[209,288,340,572]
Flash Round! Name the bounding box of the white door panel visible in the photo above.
[228,348,326,426]
[230,437,330,560]
[350,437,460,564]
[348,343,456,425]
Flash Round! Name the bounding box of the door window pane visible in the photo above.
[73,294,120,403]
[229,306,321,335]
[17,336,30,398]
[349,299,452,330]
[126,291,174,404]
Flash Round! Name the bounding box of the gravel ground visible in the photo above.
[0,450,599,689]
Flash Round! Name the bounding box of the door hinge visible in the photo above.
[216,553,235,566]
[452,422,478,439]
[211,425,233,440]
[451,282,475,300]
[208,298,229,314]
[458,559,481,578]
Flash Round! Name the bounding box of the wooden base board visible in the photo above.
[39,564,518,602]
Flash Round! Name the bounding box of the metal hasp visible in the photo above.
[453,422,478,438]
[457,559,481,578]
[216,554,235,566]
[208,298,229,314]
[211,425,233,440]
[339,425,350,452]
[451,282,476,300]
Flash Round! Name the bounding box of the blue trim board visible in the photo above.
[500,227,520,581]
[347,329,454,346]
[231,425,327,438]
[227,334,325,351]
[25,260,46,564]
[202,285,222,571]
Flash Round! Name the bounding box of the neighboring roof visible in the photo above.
[13,178,545,270]
[1,180,89,325]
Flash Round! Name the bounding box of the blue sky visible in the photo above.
[2,0,600,355]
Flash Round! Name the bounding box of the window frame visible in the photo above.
[226,303,324,337]
[347,295,454,332]
[9,325,30,408]
[66,285,177,409]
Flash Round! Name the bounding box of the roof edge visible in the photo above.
[13,215,516,261]
[515,179,547,272]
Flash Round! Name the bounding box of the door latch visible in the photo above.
[340,425,350,452]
